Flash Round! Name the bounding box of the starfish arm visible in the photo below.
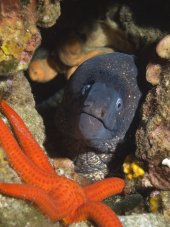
[0,183,63,221]
[0,118,59,191]
[0,100,55,175]
[83,177,125,201]
[64,201,123,227]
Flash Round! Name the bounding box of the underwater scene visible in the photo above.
[0,0,169,226]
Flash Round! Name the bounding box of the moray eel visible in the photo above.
[55,52,141,180]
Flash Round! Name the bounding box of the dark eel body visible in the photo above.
[54,52,141,180]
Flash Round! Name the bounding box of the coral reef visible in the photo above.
[0,0,41,74]
[161,190,170,221]
[0,73,50,226]
[28,7,133,82]
[132,35,170,224]
[119,213,168,227]
[123,160,145,180]
[117,1,170,52]
[0,73,45,144]
[136,37,170,191]
[0,0,169,226]
[0,0,61,75]
[36,0,61,28]
[156,34,170,59]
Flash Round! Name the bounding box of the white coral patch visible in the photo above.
[162,158,170,168]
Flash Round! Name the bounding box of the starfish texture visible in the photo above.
[0,100,125,227]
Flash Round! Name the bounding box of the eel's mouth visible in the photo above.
[79,112,113,140]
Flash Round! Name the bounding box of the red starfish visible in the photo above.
[0,100,125,227]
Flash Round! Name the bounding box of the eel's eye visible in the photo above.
[116,98,123,111]
[81,82,94,95]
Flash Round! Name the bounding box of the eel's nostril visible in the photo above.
[101,110,105,118]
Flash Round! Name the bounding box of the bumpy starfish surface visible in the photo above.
[0,100,125,227]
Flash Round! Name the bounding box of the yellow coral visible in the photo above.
[0,19,32,61]
[123,162,145,180]
[0,3,41,74]
[149,194,161,213]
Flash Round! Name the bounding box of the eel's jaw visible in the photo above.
[79,112,113,140]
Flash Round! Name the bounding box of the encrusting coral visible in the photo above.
[136,35,170,191]
[0,0,41,74]
[123,161,145,180]
[156,34,170,59]
[28,13,133,82]
[0,0,61,76]
[0,99,125,227]
[36,0,61,28]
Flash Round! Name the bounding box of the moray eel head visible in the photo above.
[62,52,141,148]
[79,81,124,140]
